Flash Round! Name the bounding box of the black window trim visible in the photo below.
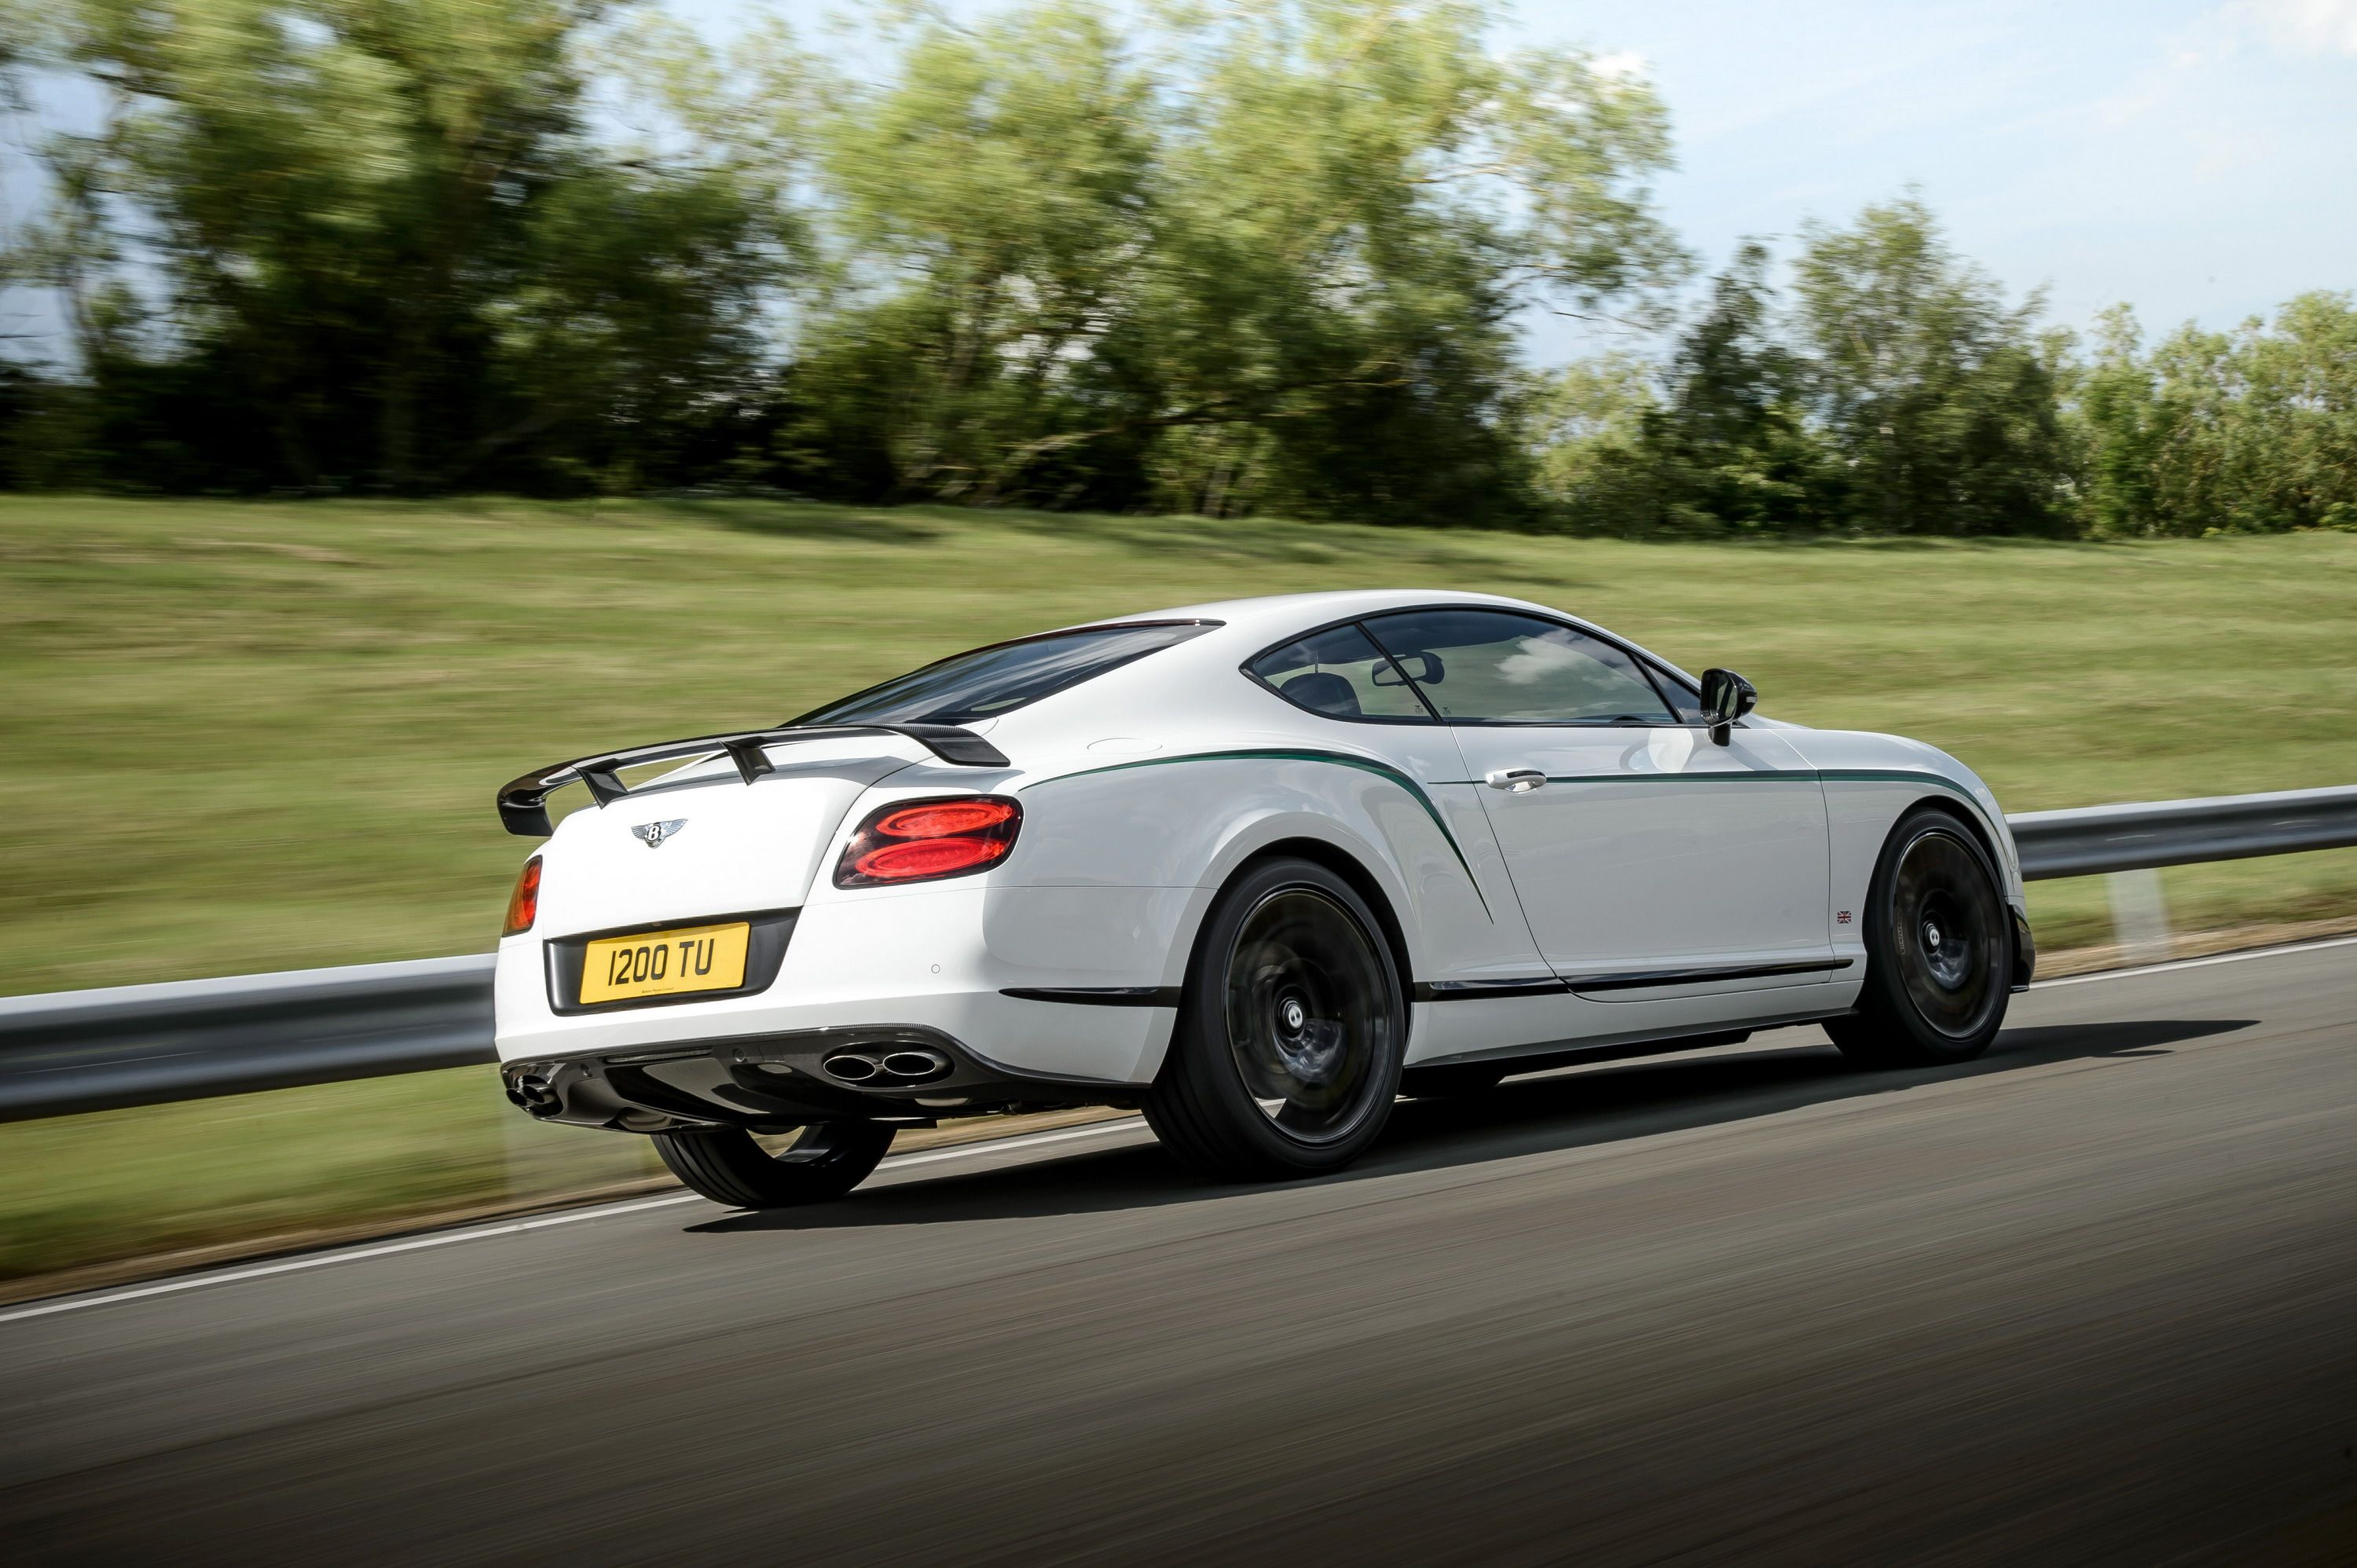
[1244,606,1729,731]
[793,618,1225,727]
[1239,620,1444,726]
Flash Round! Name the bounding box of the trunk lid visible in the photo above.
[530,745,915,937]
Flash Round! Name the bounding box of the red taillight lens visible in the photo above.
[855,834,1010,881]
[874,799,1017,839]
[836,796,1021,888]
[502,855,542,936]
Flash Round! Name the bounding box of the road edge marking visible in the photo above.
[2028,932,2357,989]
[0,1117,1149,1327]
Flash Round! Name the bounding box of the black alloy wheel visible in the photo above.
[1828,806,2014,1068]
[651,1120,895,1208]
[1146,858,1406,1179]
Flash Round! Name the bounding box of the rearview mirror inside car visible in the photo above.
[1699,668,1758,746]
[1372,650,1446,686]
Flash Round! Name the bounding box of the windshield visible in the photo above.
[794,621,1217,727]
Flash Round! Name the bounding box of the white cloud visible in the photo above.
[1497,632,1586,687]
[2227,0,2357,57]
[1589,49,1650,82]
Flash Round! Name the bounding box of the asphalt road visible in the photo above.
[4,942,2354,1566]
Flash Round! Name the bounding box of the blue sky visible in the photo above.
[7,0,2354,363]
[1508,0,2357,354]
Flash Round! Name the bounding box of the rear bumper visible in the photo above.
[502,1023,1127,1131]
[494,882,1189,1092]
[2011,907,2036,992]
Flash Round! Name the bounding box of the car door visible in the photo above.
[1243,620,1551,991]
[1361,608,1834,993]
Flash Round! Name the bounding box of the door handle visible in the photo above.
[1484,768,1547,793]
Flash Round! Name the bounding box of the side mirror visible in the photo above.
[1699,668,1757,746]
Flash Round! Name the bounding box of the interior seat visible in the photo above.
[1279,671,1362,717]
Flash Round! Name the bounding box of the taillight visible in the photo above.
[502,855,542,936]
[835,796,1021,888]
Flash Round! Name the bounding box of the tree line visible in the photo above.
[1,0,2350,537]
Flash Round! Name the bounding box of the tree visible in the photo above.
[2065,291,2357,536]
[786,0,1685,519]
[22,0,786,491]
[1523,352,1655,527]
[1791,194,2069,535]
[1134,0,1682,522]
[1633,240,1836,532]
[794,0,1158,504]
[2069,305,2167,536]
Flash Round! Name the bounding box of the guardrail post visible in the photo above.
[2106,868,2172,966]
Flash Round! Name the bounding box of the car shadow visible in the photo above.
[684,1016,2255,1236]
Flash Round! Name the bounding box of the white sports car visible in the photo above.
[493,590,2032,1206]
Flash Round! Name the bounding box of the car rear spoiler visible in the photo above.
[494,724,1012,837]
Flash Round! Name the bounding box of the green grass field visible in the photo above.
[2,496,2352,1283]
[6,494,2352,989]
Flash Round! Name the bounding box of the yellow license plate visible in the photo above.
[579,921,751,1005]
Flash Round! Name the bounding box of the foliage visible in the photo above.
[0,0,2351,534]
[0,0,1683,517]
[780,0,1684,521]
[1790,195,2072,535]
[1539,203,2071,537]
[1633,240,1841,533]
[4,0,786,492]
[2068,292,2357,536]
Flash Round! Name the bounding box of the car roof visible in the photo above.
[1041,588,1706,702]
[1069,588,1577,640]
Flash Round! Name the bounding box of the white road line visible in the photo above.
[2029,932,2357,988]
[7,931,2351,1329]
[0,1118,1147,1327]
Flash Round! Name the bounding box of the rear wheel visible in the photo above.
[1146,858,1406,1180]
[1827,806,2014,1068]
[651,1121,894,1208]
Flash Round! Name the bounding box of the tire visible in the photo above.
[1400,1062,1508,1098]
[1827,805,2016,1068]
[651,1121,894,1208]
[1146,857,1406,1180]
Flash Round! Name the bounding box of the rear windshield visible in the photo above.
[794,621,1217,727]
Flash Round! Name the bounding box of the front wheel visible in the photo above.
[1827,806,2015,1068]
[651,1121,894,1208]
[1146,858,1406,1180]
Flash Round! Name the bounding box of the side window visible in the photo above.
[1362,609,1675,725]
[1249,624,1434,722]
[1647,662,1706,722]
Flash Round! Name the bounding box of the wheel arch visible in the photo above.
[1223,836,1417,1012]
[1893,793,2007,888]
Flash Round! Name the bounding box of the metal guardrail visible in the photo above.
[2,786,2352,1123]
[2007,785,2357,880]
[0,956,495,1123]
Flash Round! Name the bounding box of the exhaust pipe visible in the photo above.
[504,1069,563,1118]
[882,1050,952,1083]
[823,1048,954,1086]
[823,1053,882,1083]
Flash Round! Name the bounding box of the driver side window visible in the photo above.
[1362,609,1675,725]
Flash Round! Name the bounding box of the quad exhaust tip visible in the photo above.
[504,1070,563,1118]
[823,1048,952,1087]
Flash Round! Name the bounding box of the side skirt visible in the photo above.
[1407,1004,1853,1077]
